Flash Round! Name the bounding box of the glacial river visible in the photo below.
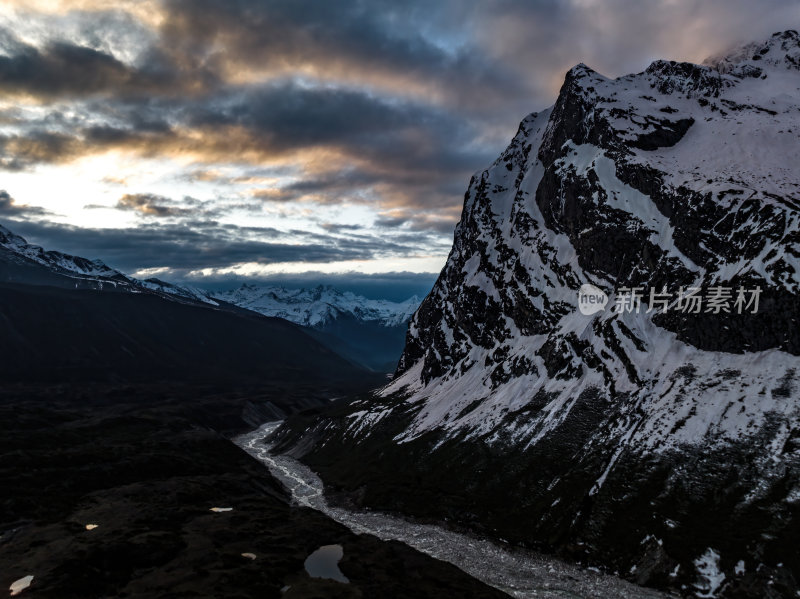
[235,422,671,599]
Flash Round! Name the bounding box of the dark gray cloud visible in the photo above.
[0,82,490,195]
[0,189,49,217]
[159,0,524,111]
[0,37,134,97]
[374,216,408,228]
[179,83,491,179]
[187,271,439,302]
[320,223,364,234]
[2,216,437,274]
[0,28,194,99]
[0,190,16,210]
[2,218,364,272]
[116,193,188,217]
[2,0,798,296]
[0,130,80,170]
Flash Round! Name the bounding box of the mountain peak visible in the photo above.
[260,36,800,599]
[704,29,800,75]
[566,62,597,77]
[0,222,29,248]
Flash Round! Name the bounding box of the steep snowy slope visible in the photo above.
[274,31,800,598]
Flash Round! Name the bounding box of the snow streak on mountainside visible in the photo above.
[275,31,800,599]
[212,284,419,328]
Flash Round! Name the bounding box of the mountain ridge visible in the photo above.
[211,283,419,329]
[0,221,419,373]
[0,223,383,387]
[273,31,800,599]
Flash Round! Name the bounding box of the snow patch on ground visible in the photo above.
[693,548,725,598]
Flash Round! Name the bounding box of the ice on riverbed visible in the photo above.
[9,575,33,596]
[235,422,670,599]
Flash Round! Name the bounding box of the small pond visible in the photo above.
[304,544,349,583]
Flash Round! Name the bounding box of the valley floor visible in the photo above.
[239,422,672,599]
[0,384,506,598]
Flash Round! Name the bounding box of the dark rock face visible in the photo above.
[278,31,800,598]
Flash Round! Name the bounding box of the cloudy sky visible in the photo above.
[0,0,798,296]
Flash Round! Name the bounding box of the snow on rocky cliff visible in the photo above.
[383,30,800,453]
[276,31,800,599]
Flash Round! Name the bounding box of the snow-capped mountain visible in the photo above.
[0,223,418,372]
[274,31,800,598]
[0,223,138,290]
[0,224,378,385]
[212,284,421,372]
[1,223,217,307]
[212,284,419,328]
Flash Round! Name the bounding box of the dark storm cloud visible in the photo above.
[2,218,403,273]
[0,80,489,170]
[0,81,490,229]
[374,216,408,228]
[0,130,80,170]
[116,193,188,217]
[158,0,523,110]
[4,0,800,286]
[0,189,49,217]
[193,271,439,302]
[182,83,490,170]
[0,37,133,97]
[0,29,192,99]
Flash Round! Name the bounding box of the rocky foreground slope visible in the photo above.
[274,31,800,598]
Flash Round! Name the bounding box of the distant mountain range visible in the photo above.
[212,284,419,328]
[0,223,420,374]
[0,223,384,386]
[211,284,420,372]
